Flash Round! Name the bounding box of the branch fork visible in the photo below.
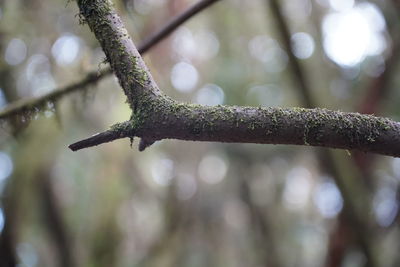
[70,0,400,157]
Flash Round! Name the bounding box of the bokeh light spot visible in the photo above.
[0,208,4,233]
[51,33,82,66]
[392,158,400,179]
[291,32,315,59]
[177,174,197,200]
[151,157,174,186]
[248,35,288,73]
[283,167,312,210]
[313,178,343,218]
[193,30,220,61]
[198,154,228,184]
[322,3,386,67]
[0,152,13,181]
[24,54,56,96]
[373,186,399,227]
[329,0,354,11]
[0,88,7,108]
[5,38,27,66]
[17,243,38,267]
[172,28,219,61]
[195,84,224,106]
[170,62,199,93]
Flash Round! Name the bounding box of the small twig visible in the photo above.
[69,121,132,151]
[38,169,74,267]
[268,0,315,108]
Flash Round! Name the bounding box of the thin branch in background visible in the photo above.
[0,0,222,121]
[319,152,377,267]
[266,0,378,266]
[235,153,282,267]
[326,213,353,267]
[0,208,17,267]
[138,0,221,54]
[267,0,316,108]
[134,183,182,267]
[0,70,105,120]
[37,170,74,267]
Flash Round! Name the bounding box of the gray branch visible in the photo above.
[70,0,400,157]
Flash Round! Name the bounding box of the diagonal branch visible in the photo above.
[0,0,221,120]
[70,0,400,158]
[268,0,316,108]
[138,0,222,54]
[0,70,105,120]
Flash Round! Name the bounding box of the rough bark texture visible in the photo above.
[71,0,400,158]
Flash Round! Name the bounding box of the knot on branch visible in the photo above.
[139,138,156,151]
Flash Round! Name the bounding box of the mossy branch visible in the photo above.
[0,70,106,120]
[0,0,221,121]
[69,0,400,157]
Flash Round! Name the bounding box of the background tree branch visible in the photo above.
[268,1,381,266]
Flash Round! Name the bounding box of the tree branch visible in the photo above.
[0,70,105,120]
[68,121,132,151]
[138,0,222,54]
[0,0,221,120]
[38,169,75,267]
[70,0,400,158]
[268,0,316,108]
[72,98,400,157]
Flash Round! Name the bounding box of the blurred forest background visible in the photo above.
[0,0,400,266]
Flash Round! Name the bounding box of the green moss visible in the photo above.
[127,55,149,87]
[77,0,113,25]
